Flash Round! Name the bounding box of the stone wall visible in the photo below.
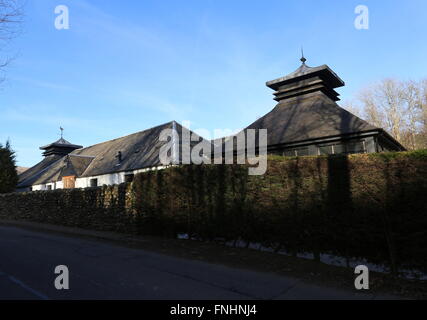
[0,184,135,234]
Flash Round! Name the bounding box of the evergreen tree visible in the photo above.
[0,140,18,193]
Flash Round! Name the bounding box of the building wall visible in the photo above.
[32,181,62,191]
[75,166,168,188]
[31,166,169,191]
[75,172,124,188]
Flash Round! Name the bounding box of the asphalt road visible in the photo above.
[0,225,388,300]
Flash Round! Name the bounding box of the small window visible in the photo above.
[125,174,134,183]
[283,149,296,157]
[295,147,309,156]
[283,147,309,157]
[47,185,52,190]
[318,145,333,155]
[90,178,98,187]
[318,140,366,155]
[331,143,345,154]
[346,141,365,154]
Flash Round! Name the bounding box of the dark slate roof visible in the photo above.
[70,121,205,177]
[17,155,64,188]
[17,154,95,188]
[59,155,95,177]
[266,63,345,90]
[18,121,208,187]
[213,91,381,154]
[40,138,82,150]
[246,92,379,146]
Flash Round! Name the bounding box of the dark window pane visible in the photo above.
[295,147,309,156]
[90,179,98,187]
[333,143,346,154]
[125,174,134,183]
[283,149,296,157]
[318,145,333,155]
[346,141,365,154]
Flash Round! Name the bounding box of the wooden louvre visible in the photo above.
[62,176,76,189]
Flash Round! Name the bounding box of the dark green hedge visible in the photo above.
[132,150,427,274]
[1,150,427,274]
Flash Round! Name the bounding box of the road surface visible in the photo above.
[0,225,388,300]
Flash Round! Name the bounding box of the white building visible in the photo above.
[17,121,198,192]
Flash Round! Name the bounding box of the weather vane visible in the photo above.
[60,126,64,139]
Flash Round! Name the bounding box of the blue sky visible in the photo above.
[1,0,426,167]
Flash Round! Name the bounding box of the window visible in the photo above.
[90,178,98,187]
[346,141,365,154]
[47,185,52,190]
[332,143,346,154]
[317,140,366,155]
[125,174,134,183]
[283,147,309,157]
[318,145,333,155]
[295,147,309,156]
[283,149,296,157]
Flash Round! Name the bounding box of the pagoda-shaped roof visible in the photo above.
[266,63,345,90]
[266,56,346,102]
[39,137,83,157]
[40,138,83,150]
[212,57,403,154]
[245,91,379,147]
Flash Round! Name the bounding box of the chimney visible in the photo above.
[116,151,122,163]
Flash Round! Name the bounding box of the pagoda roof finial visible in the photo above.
[300,47,307,64]
[39,128,82,157]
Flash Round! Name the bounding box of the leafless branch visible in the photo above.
[354,78,427,150]
[0,0,23,83]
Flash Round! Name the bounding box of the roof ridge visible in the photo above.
[72,120,177,153]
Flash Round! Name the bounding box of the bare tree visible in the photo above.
[0,0,23,76]
[417,79,427,147]
[401,80,422,149]
[357,87,387,129]
[354,78,427,150]
[357,78,407,143]
[341,100,362,118]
